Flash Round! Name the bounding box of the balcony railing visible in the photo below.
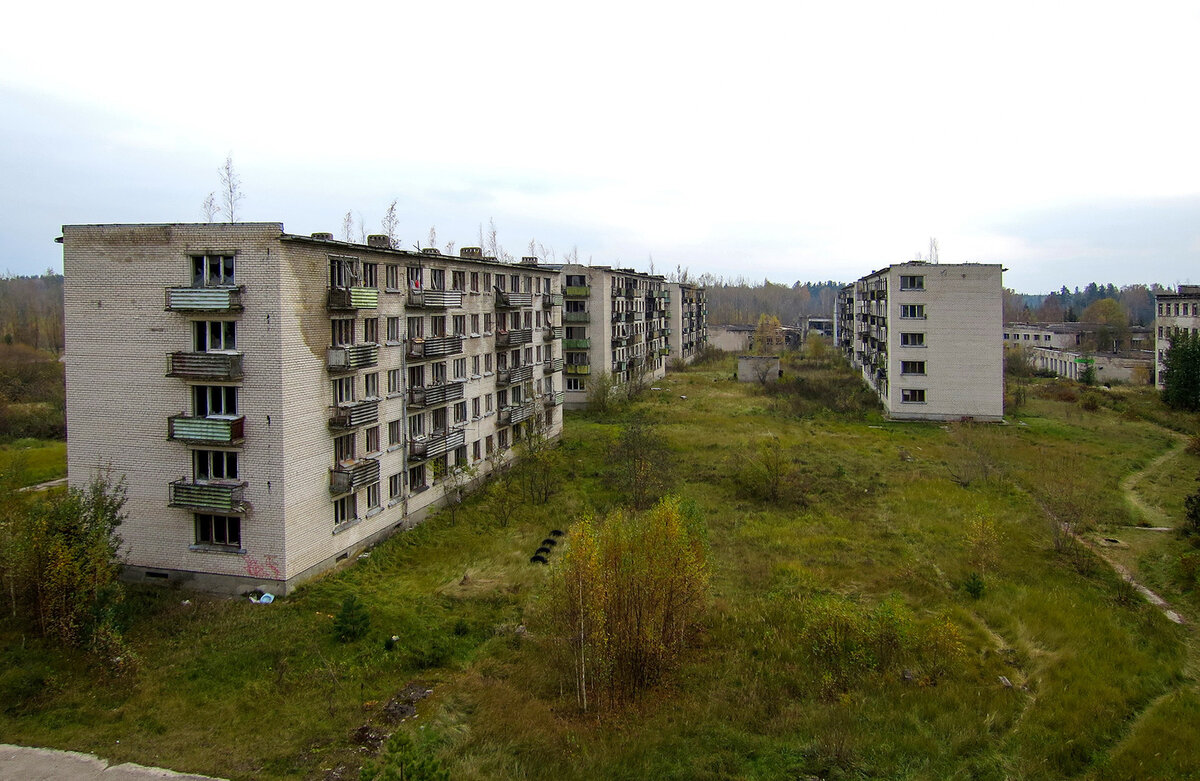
[327,286,379,310]
[327,343,379,371]
[495,289,533,308]
[498,364,533,386]
[328,399,379,429]
[565,364,590,375]
[408,381,465,408]
[165,286,244,312]
[408,427,466,462]
[564,285,590,297]
[612,360,626,372]
[169,480,246,513]
[563,311,590,323]
[330,458,380,495]
[499,402,534,426]
[543,391,564,407]
[168,414,244,445]
[407,289,462,309]
[563,338,590,350]
[541,326,554,341]
[406,335,463,360]
[543,293,564,308]
[551,357,564,373]
[553,326,564,339]
[496,328,533,347]
[167,352,243,381]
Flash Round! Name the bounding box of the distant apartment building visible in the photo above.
[835,262,1003,421]
[556,265,672,408]
[61,223,563,594]
[1154,285,1200,388]
[1003,322,1153,384]
[668,282,708,362]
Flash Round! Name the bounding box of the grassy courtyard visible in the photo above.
[2,353,1199,780]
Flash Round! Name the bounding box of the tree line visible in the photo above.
[1003,282,1164,326]
[700,277,845,326]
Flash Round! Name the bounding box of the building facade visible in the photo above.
[667,283,708,362]
[835,262,1003,421]
[1154,285,1200,388]
[558,265,671,408]
[1003,322,1153,384]
[61,223,563,594]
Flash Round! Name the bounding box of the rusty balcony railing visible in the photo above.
[328,399,379,429]
[327,286,379,310]
[408,381,465,408]
[169,479,246,513]
[330,458,380,495]
[496,328,533,348]
[167,352,243,381]
[495,289,533,308]
[498,364,533,386]
[408,427,466,462]
[165,286,244,312]
[327,343,378,371]
[168,414,244,445]
[407,289,463,309]
[406,336,463,360]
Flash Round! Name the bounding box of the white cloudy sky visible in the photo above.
[2,1,1198,293]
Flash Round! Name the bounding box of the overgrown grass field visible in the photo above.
[2,353,1199,779]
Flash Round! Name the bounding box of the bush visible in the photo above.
[964,571,985,599]
[549,496,710,711]
[332,595,370,642]
[360,729,449,781]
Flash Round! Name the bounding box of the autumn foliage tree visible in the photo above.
[549,497,711,711]
[609,413,672,510]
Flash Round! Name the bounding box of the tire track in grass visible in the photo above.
[1120,431,1189,528]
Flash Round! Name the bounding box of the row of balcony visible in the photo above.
[165,285,567,316]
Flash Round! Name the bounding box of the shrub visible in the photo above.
[549,496,711,711]
[1179,552,1200,588]
[332,595,370,642]
[1080,392,1101,412]
[964,571,985,599]
[1184,486,1200,537]
[360,729,449,781]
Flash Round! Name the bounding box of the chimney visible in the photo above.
[367,234,392,249]
[521,256,539,265]
[310,232,334,240]
[421,247,439,255]
[460,247,483,259]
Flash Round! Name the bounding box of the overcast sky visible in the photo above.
[3,1,1197,293]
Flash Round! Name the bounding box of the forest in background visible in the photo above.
[0,273,66,440]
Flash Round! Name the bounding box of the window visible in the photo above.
[364,318,379,343]
[192,254,235,286]
[389,473,402,500]
[431,362,447,384]
[485,393,494,412]
[430,268,446,290]
[364,372,379,398]
[388,419,402,447]
[1158,302,1164,316]
[194,321,236,351]
[407,316,423,339]
[194,450,238,482]
[432,407,448,432]
[334,495,357,525]
[386,316,401,342]
[472,397,481,418]
[483,272,493,290]
[1023,334,1030,341]
[431,316,447,337]
[472,355,481,376]
[387,369,401,395]
[366,482,381,510]
[498,428,509,449]
[901,332,925,347]
[454,401,467,424]
[386,264,400,290]
[485,435,494,454]
[900,361,926,375]
[329,255,359,288]
[195,514,240,548]
[470,272,480,292]
[899,275,924,290]
[899,304,926,319]
[362,263,378,288]
[408,365,424,388]
[473,440,481,461]
[452,271,466,291]
[901,388,926,403]
[566,377,584,391]
[495,274,506,292]
[484,313,493,333]
[194,385,237,416]
[333,376,355,405]
[484,353,493,373]
[408,414,424,438]
[366,426,380,453]
[453,315,466,336]
[332,318,355,346]
[454,445,468,466]
[408,464,426,491]
[334,433,356,463]
[407,266,422,289]
[453,358,467,379]
[471,314,480,334]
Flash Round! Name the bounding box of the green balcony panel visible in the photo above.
[564,286,590,297]
[563,338,590,350]
[168,415,245,445]
[327,286,379,310]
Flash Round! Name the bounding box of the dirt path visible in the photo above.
[1120,432,1189,527]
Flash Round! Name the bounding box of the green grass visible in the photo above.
[3,357,1200,779]
[0,437,66,487]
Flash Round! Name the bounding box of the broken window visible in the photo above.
[194,321,236,351]
[192,254,235,287]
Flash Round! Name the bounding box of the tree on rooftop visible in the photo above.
[218,155,243,223]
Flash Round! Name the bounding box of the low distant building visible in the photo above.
[1003,322,1154,384]
[708,324,754,353]
[836,262,1003,421]
[800,316,834,341]
[1154,285,1200,389]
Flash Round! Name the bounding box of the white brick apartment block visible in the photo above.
[61,223,564,594]
[836,262,1003,422]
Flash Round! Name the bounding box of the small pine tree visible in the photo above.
[359,729,449,781]
[333,594,370,642]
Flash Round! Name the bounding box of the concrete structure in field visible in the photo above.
[737,355,780,383]
[60,223,563,594]
[1154,285,1200,389]
[708,324,754,353]
[1003,322,1154,384]
[835,262,1004,421]
[556,265,672,408]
